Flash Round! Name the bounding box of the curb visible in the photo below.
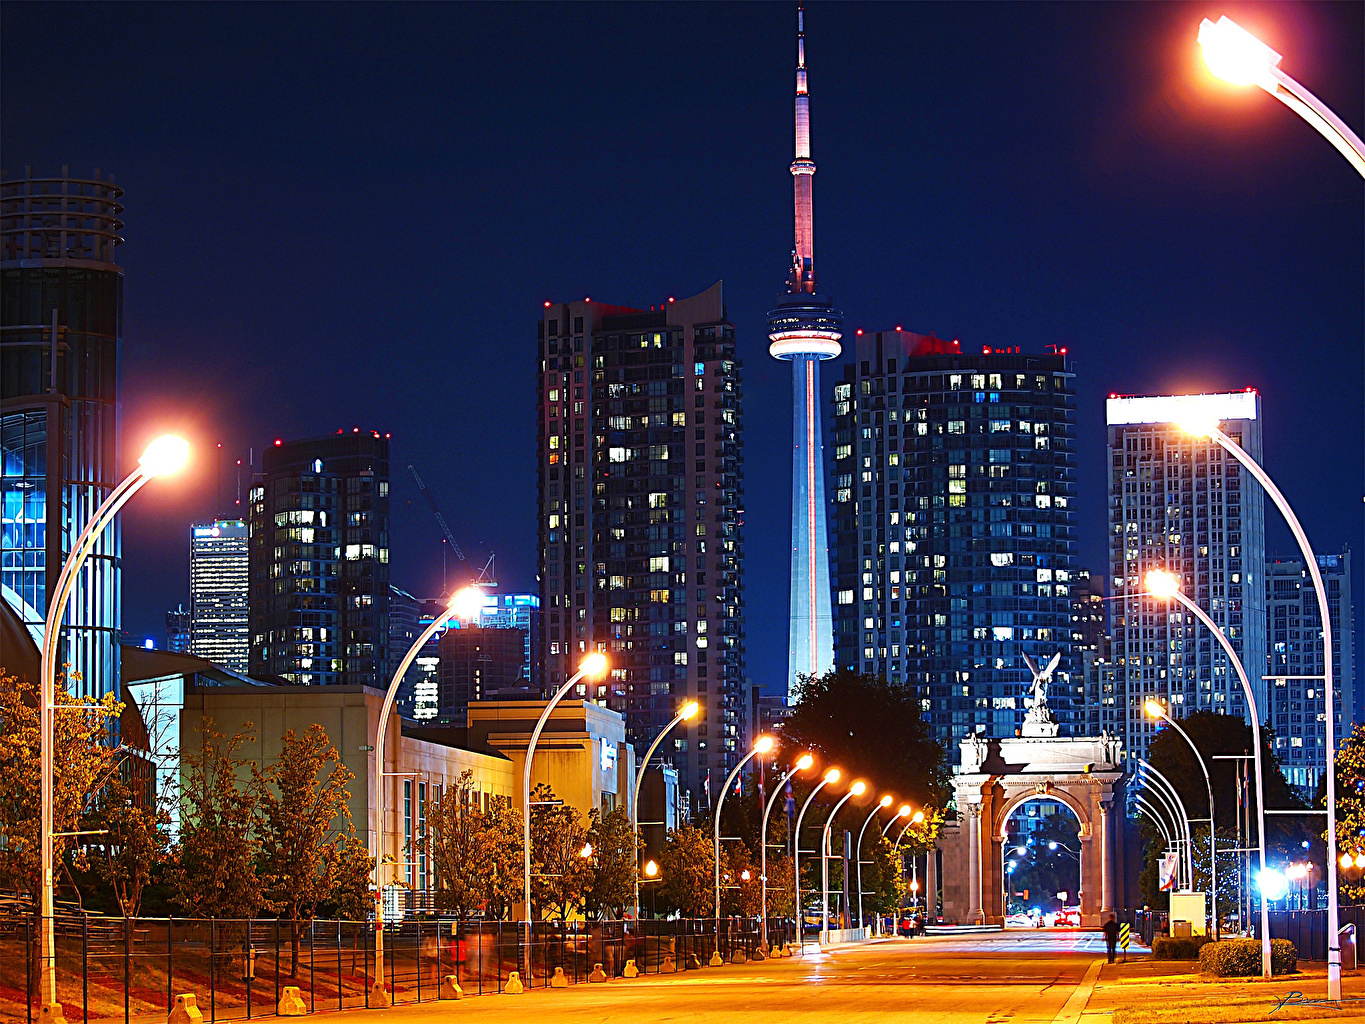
[1052,958,1105,1024]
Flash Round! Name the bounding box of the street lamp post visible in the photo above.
[855,796,893,931]
[793,769,840,942]
[1197,16,1365,178]
[38,435,189,1022]
[642,859,660,920]
[713,735,775,919]
[882,803,912,838]
[1167,411,1342,996]
[1000,844,1028,920]
[523,652,609,933]
[760,753,815,950]
[892,811,925,920]
[631,700,699,922]
[370,584,484,1002]
[1138,760,1195,890]
[1147,568,1271,978]
[1146,699,1220,939]
[820,781,866,942]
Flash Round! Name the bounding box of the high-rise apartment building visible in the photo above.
[477,592,542,695]
[830,331,1079,760]
[1,168,124,699]
[190,519,249,671]
[248,432,390,686]
[1266,550,1355,797]
[165,605,191,654]
[436,625,527,723]
[1104,391,1266,761]
[537,283,743,801]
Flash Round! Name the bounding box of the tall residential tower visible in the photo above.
[768,9,842,699]
[190,519,249,671]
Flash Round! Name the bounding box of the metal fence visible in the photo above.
[0,915,803,1023]
[1259,906,1365,961]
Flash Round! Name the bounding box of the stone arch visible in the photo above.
[991,786,1089,844]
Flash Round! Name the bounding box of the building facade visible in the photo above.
[1104,391,1267,761]
[1,169,124,699]
[436,624,526,724]
[537,283,743,804]
[165,605,191,654]
[477,592,542,695]
[1266,550,1355,797]
[248,432,391,686]
[830,331,1079,761]
[190,519,249,671]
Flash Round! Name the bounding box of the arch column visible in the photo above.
[967,803,984,924]
[1100,802,1115,915]
[925,843,937,923]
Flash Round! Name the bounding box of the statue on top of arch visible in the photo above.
[1020,652,1062,738]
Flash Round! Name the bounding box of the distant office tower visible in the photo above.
[1266,550,1354,796]
[477,592,542,695]
[1072,569,1115,736]
[390,585,442,720]
[830,331,1079,759]
[538,283,743,800]
[1105,391,1266,761]
[1,168,124,699]
[768,9,841,698]
[436,625,527,723]
[248,432,390,686]
[165,605,191,654]
[190,520,249,671]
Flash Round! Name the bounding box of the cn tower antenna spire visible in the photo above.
[790,5,816,293]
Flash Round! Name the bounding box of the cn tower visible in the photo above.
[768,7,841,700]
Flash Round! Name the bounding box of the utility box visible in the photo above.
[1341,924,1357,972]
[1169,892,1207,937]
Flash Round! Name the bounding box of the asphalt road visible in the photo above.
[354,931,1107,1024]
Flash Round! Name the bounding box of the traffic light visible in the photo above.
[1021,889,1029,900]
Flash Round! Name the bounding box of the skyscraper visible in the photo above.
[248,432,391,686]
[190,519,249,671]
[767,9,841,700]
[830,331,1079,758]
[477,592,542,695]
[436,625,527,723]
[165,605,191,654]
[537,283,743,802]
[1104,390,1267,761]
[1,168,124,699]
[1266,550,1354,797]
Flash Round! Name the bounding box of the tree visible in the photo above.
[85,773,169,918]
[1328,723,1365,902]
[171,720,264,919]
[720,841,761,916]
[529,783,592,921]
[255,724,368,974]
[780,670,950,810]
[658,824,714,917]
[586,805,638,919]
[427,771,491,921]
[0,669,122,999]
[477,795,523,920]
[862,835,905,916]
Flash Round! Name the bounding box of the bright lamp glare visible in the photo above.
[754,734,776,754]
[644,859,659,877]
[1198,16,1282,90]
[1144,699,1166,720]
[796,753,815,770]
[850,781,867,796]
[879,795,893,808]
[449,585,485,621]
[580,652,609,677]
[824,768,841,784]
[1257,867,1288,901]
[1049,842,1058,850]
[1145,569,1181,599]
[912,811,925,823]
[139,435,190,477]
[1356,853,1365,869]
[680,700,700,720]
[580,843,593,858]
[1343,853,1356,870]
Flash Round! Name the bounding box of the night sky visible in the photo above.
[3,1,1361,698]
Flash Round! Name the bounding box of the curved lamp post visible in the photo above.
[793,768,840,939]
[820,781,866,941]
[713,734,775,918]
[1197,16,1365,178]
[372,584,485,1000]
[523,651,609,931]
[38,435,189,1020]
[882,803,912,838]
[855,796,892,930]
[1134,793,1182,890]
[1168,411,1341,994]
[632,700,699,921]
[1137,760,1195,889]
[893,810,927,918]
[1147,567,1271,978]
[760,752,815,949]
[1146,699,1220,939]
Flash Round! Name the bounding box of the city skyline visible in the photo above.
[2,3,1360,700]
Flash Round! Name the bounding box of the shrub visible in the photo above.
[1152,935,1210,960]
[1198,938,1297,976]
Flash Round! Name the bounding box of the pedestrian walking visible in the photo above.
[1102,913,1120,964]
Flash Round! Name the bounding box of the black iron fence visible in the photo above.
[0,915,804,1023]
[1258,905,1365,961]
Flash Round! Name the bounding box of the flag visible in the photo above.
[785,779,795,821]
[734,771,743,795]
[703,769,712,809]
[1159,852,1179,891]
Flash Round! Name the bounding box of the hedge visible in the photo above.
[1198,938,1297,976]
[1152,935,1210,960]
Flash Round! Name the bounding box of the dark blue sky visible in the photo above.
[3,1,1360,696]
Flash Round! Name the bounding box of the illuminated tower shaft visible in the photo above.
[768,8,841,699]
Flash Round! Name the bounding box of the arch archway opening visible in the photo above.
[1000,797,1082,927]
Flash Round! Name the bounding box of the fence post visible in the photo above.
[126,917,132,1024]
[274,920,280,1010]
[167,917,173,1019]
[208,919,215,1024]
[309,920,315,1012]
[81,914,88,1024]
[416,920,422,1004]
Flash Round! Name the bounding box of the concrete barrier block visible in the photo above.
[504,971,524,994]
[550,966,568,988]
[708,950,724,967]
[729,949,747,964]
[750,946,766,961]
[770,945,782,959]
[622,959,640,978]
[168,994,204,1024]
[662,955,675,971]
[277,986,307,1016]
[686,953,702,970]
[588,963,608,983]
[440,975,464,1000]
[38,1005,67,1024]
[369,983,390,1007]
[780,943,793,957]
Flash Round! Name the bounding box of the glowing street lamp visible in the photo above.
[1197,16,1365,177]
[1146,568,1271,977]
[855,796,894,930]
[38,434,189,1021]
[821,780,867,941]
[793,768,840,935]
[714,735,776,919]
[760,752,815,948]
[632,700,700,922]
[882,804,913,837]
[641,859,661,919]
[1145,698,1219,939]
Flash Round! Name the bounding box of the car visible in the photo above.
[1055,907,1082,927]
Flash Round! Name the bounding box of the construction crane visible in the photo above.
[407,464,495,594]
